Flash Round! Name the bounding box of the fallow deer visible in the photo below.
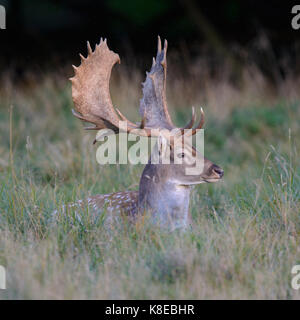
[63,37,223,230]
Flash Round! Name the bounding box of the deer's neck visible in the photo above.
[138,163,191,230]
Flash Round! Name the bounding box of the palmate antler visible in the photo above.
[70,38,148,135]
[70,37,204,141]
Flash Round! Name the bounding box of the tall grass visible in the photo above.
[0,52,299,299]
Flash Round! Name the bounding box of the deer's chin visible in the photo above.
[176,176,223,186]
[203,178,222,183]
[178,180,209,186]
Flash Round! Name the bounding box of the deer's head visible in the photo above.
[70,37,223,187]
[152,131,223,187]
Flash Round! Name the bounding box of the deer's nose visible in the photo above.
[212,165,224,178]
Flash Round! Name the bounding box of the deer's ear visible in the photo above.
[157,133,168,158]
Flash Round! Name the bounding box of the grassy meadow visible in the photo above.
[0,52,300,299]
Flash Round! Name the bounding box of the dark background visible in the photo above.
[0,0,299,78]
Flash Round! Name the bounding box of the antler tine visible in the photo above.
[185,107,205,137]
[196,107,205,129]
[157,35,162,53]
[161,39,167,69]
[182,106,196,130]
[79,53,86,62]
[140,111,146,129]
[72,109,96,124]
[72,109,105,131]
[152,57,156,67]
[84,126,102,130]
[87,41,93,54]
[163,39,168,55]
[115,108,138,128]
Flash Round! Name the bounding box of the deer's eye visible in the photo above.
[178,152,185,158]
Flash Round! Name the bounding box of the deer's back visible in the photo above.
[86,191,139,217]
[53,191,139,224]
